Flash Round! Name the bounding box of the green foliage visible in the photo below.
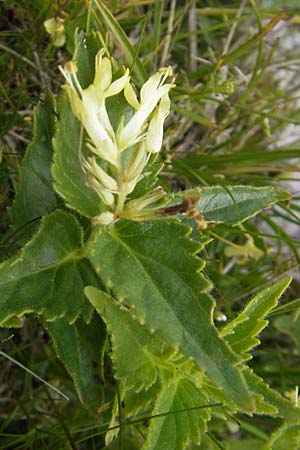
[8,98,57,233]
[2,1,300,448]
[0,210,97,324]
[46,314,106,413]
[221,277,292,360]
[243,368,300,423]
[263,424,300,450]
[143,377,210,450]
[85,287,175,392]
[87,219,254,410]
[170,186,290,225]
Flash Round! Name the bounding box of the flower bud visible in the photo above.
[146,93,170,153]
[124,143,147,185]
[84,157,118,191]
[92,211,115,226]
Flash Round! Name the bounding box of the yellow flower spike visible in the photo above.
[60,56,120,168]
[60,49,174,218]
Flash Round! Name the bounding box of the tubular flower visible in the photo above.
[60,49,174,224]
[118,67,174,151]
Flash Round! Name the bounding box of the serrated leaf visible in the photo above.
[88,219,254,411]
[0,210,97,324]
[52,93,102,217]
[106,383,160,446]
[243,367,300,424]
[85,287,175,392]
[143,376,210,450]
[168,186,290,225]
[221,277,291,360]
[9,99,57,232]
[263,424,300,450]
[46,314,106,413]
[122,383,160,419]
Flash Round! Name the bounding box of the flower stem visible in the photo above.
[116,182,127,214]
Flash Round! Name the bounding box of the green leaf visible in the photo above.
[46,314,106,413]
[85,287,175,392]
[143,376,210,450]
[0,210,97,325]
[221,277,292,360]
[73,31,103,89]
[168,186,290,225]
[88,219,254,411]
[243,367,300,423]
[106,383,160,446]
[94,0,148,84]
[9,98,57,232]
[263,424,300,450]
[173,149,300,170]
[52,93,102,217]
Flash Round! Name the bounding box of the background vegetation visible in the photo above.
[1,0,300,448]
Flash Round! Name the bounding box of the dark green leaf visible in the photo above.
[74,31,103,88]
[0,210,97,324]
[9,98,57,232]
[47,314,106,413]
[167,186,290,225]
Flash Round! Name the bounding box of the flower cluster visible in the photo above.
[60,50,174,224]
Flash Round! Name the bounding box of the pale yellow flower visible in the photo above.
[60,49,173,222]
[44,18,65,47]
[118,67,174,152]
[224,236,272,264]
